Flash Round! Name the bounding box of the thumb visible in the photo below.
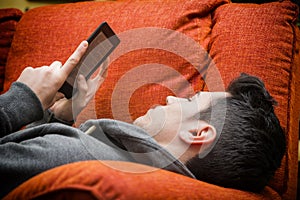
[61,41,88,78]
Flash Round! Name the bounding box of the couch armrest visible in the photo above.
[4,161,282,200]
[0,8,23,93]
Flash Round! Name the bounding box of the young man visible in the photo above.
[0,41,285,198]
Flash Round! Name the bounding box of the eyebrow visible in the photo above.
[186,97,192,101]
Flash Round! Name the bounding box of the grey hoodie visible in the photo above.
[0,82,195,198]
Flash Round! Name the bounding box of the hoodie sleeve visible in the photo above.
[0,82,43,137]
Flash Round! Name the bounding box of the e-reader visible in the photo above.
[58,22,120,98]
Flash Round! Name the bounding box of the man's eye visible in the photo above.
[186,97,192,102]
[186,91,201,102]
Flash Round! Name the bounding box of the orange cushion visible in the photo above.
[0,8,22,92]
[4,0,229,124]
[208,1,300,198]
[4,161,282,200]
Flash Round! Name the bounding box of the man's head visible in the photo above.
[133,73,286,192]
[185,73,286,192]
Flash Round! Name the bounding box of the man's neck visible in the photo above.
[157,138,200,164]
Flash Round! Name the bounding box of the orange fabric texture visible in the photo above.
[4,161,282,200]
[4,0,229,124]
[2,0,300,199]
[207,1,300,198]
[0,8,22,92]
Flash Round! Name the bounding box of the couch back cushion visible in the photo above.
[208,1,300,198]
[0,8,22,92]
[4,0,229,124]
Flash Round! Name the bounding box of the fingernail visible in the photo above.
[82,41,88,48]
[79,74,85,80]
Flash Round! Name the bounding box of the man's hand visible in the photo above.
[49,58,109,122]
[17,41,88,110]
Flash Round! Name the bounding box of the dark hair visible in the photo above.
[185,73,286,192]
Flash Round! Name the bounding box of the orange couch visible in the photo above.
[1,0,300,199]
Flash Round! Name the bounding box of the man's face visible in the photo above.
[133,92,228,144]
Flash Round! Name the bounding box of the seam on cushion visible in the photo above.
[28,185,103,200]
[195,15,208,88]
[283,6,299,197]
[201,13,211,85]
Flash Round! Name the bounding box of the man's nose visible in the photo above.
[166,96,176,105]
[166,96,186,105]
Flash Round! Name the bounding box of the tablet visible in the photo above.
[59,22,120,98]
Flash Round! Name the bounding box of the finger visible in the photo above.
[61,41,88,77]
[100,58,109,77]
[75,74,88,100]
[91,58,108,80]
[101,66,109,78]
[85,76,103,101]
[91,58,109,79]
[54,92,65,101]
[89,75,104,87]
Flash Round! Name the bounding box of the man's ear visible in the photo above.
[179,122,216,145]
